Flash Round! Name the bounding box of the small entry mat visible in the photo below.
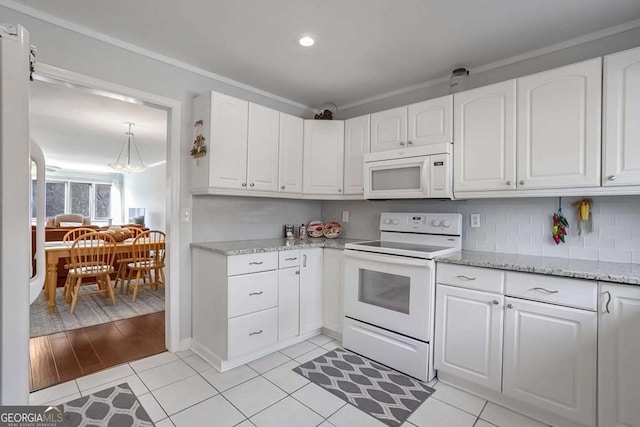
[61,382,153,427]
[293,348,434,427]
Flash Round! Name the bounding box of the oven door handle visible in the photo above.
[344,249,431,267]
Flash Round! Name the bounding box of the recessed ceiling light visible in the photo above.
[299,36,315,47]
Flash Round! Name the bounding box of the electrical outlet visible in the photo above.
[181,208,191,223]
[342,210,349,222]
[470,214,480,228]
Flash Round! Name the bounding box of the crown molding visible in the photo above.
[339,17,640,111]
[0,0,316,114]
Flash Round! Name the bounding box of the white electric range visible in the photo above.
[343,212,462,381]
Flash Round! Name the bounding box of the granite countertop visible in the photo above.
[436,250,640,285]
[190,237,363,256]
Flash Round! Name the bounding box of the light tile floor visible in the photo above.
[31,335,553,427]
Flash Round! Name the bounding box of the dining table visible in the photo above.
[43,238,165,313]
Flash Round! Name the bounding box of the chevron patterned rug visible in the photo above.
[293,348,435,427]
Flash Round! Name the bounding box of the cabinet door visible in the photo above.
[343,115,369,195]
[408,95,453,146]
[210,92,249,189]
[299,248,323,334]
[278,267,300,341]
[517,58,602,189]
[503,297,596,426]
[370,106,407,152]
[603,47,640,186]
[434,285,504,392]
[247,103,279,192]
[322,248,344,335]
[599,283,640,427]
[453,80,516,192]
[278,113,303,193]
[303,121,345,195]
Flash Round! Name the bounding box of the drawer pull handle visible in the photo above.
[604,291,612,314]
[531,287,558,294]
[456,275,476,281]
[249,262,264,265]
[285,257,298,261]
[249,291,263,296]
[249,330,263,336]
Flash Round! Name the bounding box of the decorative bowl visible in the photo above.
[323,221,342,239]
[307,220,325,237]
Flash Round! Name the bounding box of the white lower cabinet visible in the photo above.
[322,248,344,336]
[228,308,278,359]
[435,264,597,427]
[434,285,503,392]
[278,267,300,341]
[503,297,597,427]
[599,283,640,427]
[299,248,323,334]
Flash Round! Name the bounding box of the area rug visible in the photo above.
[30,285,165,338]
[293,348,435,427]
[61,382,153,427]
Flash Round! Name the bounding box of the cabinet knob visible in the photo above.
[399,141,406,146]
[338,188,342,192]
[493,300,499,305]
[241,183,247,187]
[506,180,511,186]
[250,183,255,187]
[281,185,285,190]
[407,141,413,145]
[295,270,300,275]
[507,303,514,309]
[519,180,525,185]
[608,175,617,181]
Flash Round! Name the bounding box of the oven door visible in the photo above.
[343,249,433,341]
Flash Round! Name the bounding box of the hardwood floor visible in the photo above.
[29,311,166,392]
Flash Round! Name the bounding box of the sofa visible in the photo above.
[45,213,92,227]
[32,223,147,287]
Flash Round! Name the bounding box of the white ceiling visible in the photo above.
[30,80,167,173]
[11,0,640,109]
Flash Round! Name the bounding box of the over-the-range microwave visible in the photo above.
[363,143,452,199]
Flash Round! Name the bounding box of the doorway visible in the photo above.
[27,64,182,392]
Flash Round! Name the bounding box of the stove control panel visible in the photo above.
[379,212,462,235]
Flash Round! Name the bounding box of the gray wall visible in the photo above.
[337,26,640,119]
[322,195,640,264]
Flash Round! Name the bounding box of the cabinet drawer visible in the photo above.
[227,252,278,276]
[228,270,278,318]
[436,263,505,293]
[279,249,300,269]
[505,272,597,311]
[228,308,278,359]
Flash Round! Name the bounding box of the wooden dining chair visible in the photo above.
[124,230,166,302]
[113,226,146,292]
[62,227,98,301]
[67,231,117,314]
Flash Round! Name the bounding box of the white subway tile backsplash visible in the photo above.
[568,247,599,260]
[584,237,615,249]
[599,249,632,263]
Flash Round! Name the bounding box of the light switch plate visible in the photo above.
[342,210,349,222]
[181,208,191,223]
[470,214,480,228]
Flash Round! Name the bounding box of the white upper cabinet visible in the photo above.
[434,285,504,392]
[343,115,370,195]
[247,103,279,192]
[303,120,345,195]
[207,92,249,190]
[408,95,453,146]
[370,106,407,152]
[278,113,303,193]
[599,283,640,427]
[454,80,517,192]
[517,58,602,189]
[503,297,597,427]
[603,46,640,186]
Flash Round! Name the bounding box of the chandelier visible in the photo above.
[108,122,146,173]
